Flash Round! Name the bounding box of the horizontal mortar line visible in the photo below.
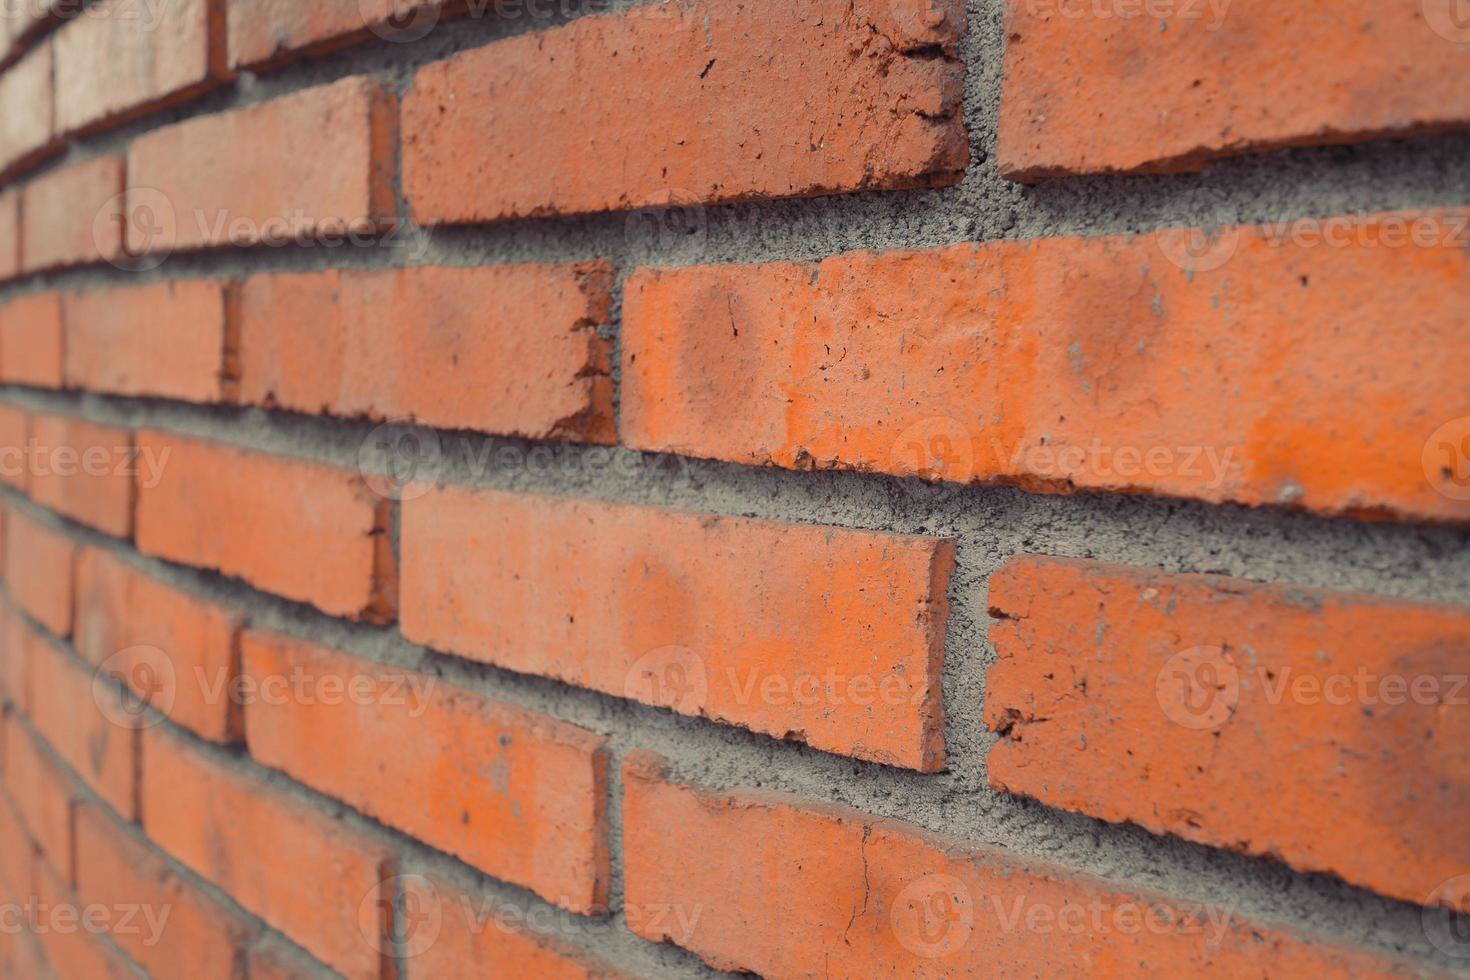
[4,155,1470,304]
[4,386,1469,604]
[5,604,735,980]
[2,489,1464,969]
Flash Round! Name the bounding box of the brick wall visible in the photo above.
[0,0,1467,977]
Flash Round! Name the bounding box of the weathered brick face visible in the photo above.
[0,0,1465,976]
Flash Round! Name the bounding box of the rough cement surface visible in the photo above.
[4,0,1470,975]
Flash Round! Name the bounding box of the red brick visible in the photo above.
[53,0,228,136]
[624,207,1470,524]
[238,263,615,442]
[402,872,622,980]
[28,415,134,537]
[32,851,146,980]
[3,720,74,882]
[63,280,234,402]
[243,629,610,912]
[75,802,259,980]
[402,488,953,770]
[0,291,65,388]
[5,507,77,637]
[136,432,396,620]
[141,725,397,980]
[0,791,34,895]
[228,0,449,69]
[402,0,966,223]
[19,154,125,271]
[27,637,138,819]
[0,44,53,177]
[0,403,27,491]
[0,189,17,279]
[0,597,35,705]
[999,0,1470,181]
[126,75,397,253]
[622,752,1444,978]
[984,555,1470,912]
[74,548,244,744]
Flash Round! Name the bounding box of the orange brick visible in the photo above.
[0,189,17,279]
[28,415,134,537]
[53,0,228,136]
[27,637,138,819]
[0,403,27,491]
[5,507,77,637]
[238,263,615,442]
[74,802,259,980]
[19,154,124,271]
[0,597,35,706]
[141,725,397,980]
[403,872,622,980]
[0,291,65,388]
[984,555,1470,912]
[402,0,966,223]
[623,752,1443,978]
[74,548,244,744]
[0,44,53,177]
[243,629,610,913]
[228,0,449,69]
[3,720,75,883]
[135,432,396,621]
[126,75,396,253]
[402,488,953,770]
[63,281,234,402]
[32,851,145,980]
[624,208,1470,524]
[0,791,34,895]
[999,0,1470,180]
